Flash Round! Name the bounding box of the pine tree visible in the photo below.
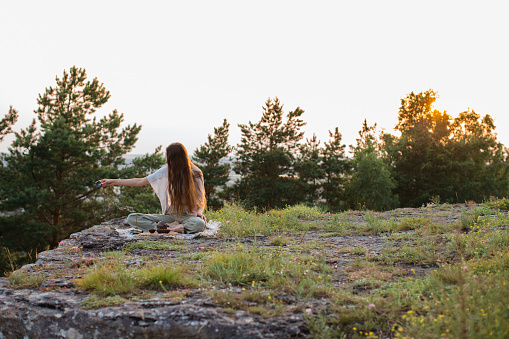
[321,127,348,211]
[294,134,323,204]
[0,66,141,251]
[448,110,509,201]
[383,90,452,206]
[0,106,18,142]
[383,90,508,206]
[233,97,306,209]
[193,119,234,209]
[346,120,398,211]
[351,120,382,155]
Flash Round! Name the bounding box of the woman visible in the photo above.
[99,142,207,234]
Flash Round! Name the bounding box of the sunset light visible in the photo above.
[1,3,508,337]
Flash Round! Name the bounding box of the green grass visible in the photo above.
[81,295,127,309]
[319,232,342,238]
[336,247,368,255]
[123,240,186,252]
[320,213,358,234]
[380,233,444,266]
[7,271,46,289]
[210,204,445,237]
[209,289,286,317]
[69,199,509,337]
[485,196,509,210]
[305,257,509,338]
[180,252,210,261]
[203,243,332,299]
[457,205,500,230]
[392,254,509,339]
[319,213,446,236]
[301,201,509,338]
[206,203,323,237]
[268,234,293,246]
[76,253,196,296]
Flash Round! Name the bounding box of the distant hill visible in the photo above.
[123,154,240,182]
[123,154,143,165]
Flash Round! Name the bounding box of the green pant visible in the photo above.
[127,212,206,234]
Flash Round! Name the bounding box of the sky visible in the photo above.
[1,1,508,157]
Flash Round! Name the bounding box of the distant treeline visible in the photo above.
[0,67,507,274]
[196,92,508,212]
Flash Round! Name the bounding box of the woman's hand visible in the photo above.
[98,179,116,187]
[194,212,207,223]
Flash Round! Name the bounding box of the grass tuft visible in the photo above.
[123,240,185,252]
[207,203,323,237]
[76,252,196,295]
[7,271,46,289]
[81,295,127,309]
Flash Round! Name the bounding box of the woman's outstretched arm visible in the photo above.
[98,177,149,187]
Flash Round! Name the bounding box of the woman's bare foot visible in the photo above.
[167,221,184,234]
[156,221,184,234]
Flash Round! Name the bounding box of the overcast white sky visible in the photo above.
[1,1,508,157]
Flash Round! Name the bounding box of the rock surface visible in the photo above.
[0,205,474,338]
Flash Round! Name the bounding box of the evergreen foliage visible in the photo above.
[0,67,141,253]
[233,97,306,209]
[384,90,508,206]
[448,110,509,201]
[294,134,323,204]
[1,83,508,274]
[193,119,234,209]
[346,120,398,211]
[0,106,18,142]
[383,90,449,206]
[320,127,348,211]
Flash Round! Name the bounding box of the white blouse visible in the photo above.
[147,166,205,214]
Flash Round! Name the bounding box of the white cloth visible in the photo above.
[146,166,205,214]
[116,220,222,240]
[165,220,222,239]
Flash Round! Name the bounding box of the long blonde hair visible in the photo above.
[166,142,206,217]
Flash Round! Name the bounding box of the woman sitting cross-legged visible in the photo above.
[98,142,207,234]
